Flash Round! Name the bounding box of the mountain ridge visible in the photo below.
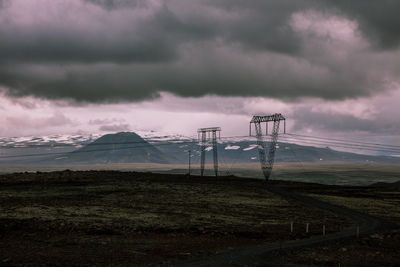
[62,132,171,164]
[0,131,399,165]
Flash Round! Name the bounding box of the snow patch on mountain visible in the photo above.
[243,144,258,151]
[0,134,102,148]
[225,145,240,150]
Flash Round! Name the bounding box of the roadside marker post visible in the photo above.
[323,225,326,236]
[306,223,309,233]
[290,221,293,233]
[356,225,359,238]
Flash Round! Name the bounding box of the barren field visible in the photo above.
[265,179,400,267]
[1,170,399,266]
[0,171,348,266]
[2,162,399,186]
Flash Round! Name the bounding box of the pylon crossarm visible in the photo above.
[250,114,285,123]
[198,127,221,133]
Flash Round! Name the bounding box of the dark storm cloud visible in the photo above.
[202,0,311,53]
[0,0,300,65]
[0,4,182,64]
[0,0,399,103]
[203,0,400,50]
[85,0,308,54]
[322,0,400,49]
[81,0,400,51]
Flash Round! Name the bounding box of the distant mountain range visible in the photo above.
[0,131,399,166]
[156,139,400,165]
[57,132,171,164]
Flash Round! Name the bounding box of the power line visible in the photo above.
[0,140,198,159]
[279,136,400,153]
[1,133,399,160]
[0,139,195,150]
[0,134,251,150]
[278,136,400,154]
[223,134,400,154]
[221,133,400,153]
[225,133,400,154]
[280,135,400,153]
[285,133,400,149]
[0,132,398,150]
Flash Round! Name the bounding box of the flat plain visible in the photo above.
[0,164,399,266]
[1,170,347,266]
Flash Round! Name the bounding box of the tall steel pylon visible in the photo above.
[198,127,221,176]
[249,114,286,180]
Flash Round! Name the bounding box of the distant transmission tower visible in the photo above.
[197,127,221,177]
[249,114,286,180]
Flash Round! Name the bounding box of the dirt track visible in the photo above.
[170,184,386,266]
[169,181,400,266]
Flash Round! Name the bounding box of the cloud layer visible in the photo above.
[0,0,399,102]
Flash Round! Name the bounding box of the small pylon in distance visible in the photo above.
[197,127,221,177]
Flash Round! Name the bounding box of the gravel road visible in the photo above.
[169,184,387,266]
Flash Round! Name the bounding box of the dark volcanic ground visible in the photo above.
[0,171,399,266]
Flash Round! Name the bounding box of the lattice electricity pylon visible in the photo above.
[197,127,221,177]
[249,114,286,180]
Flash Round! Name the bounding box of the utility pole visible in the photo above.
[188,150,191,175]
[197,127,221,177]
[249,113,286,180]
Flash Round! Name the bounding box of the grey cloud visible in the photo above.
[0,0,399,103]
[0,5,180,64]
[201,0,400,50]
[83,0,146,10]
[0,0,10,9]
[0,41,394,102]
[5,112,75,130]
[83,0,305,54]
[10,98,38,110]
[201,0,311,53]
[0,63,161,102]
[0,0,305,66]
[99,124,130,132]
[42,112,75,127]
[291,107,400,135]
[89,118,125,125]
[323,0,400,49]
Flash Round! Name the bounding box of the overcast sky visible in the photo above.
[0,0,399,142]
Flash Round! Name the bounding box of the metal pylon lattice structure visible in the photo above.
[198,127,221,176]
[249,114,286,180]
